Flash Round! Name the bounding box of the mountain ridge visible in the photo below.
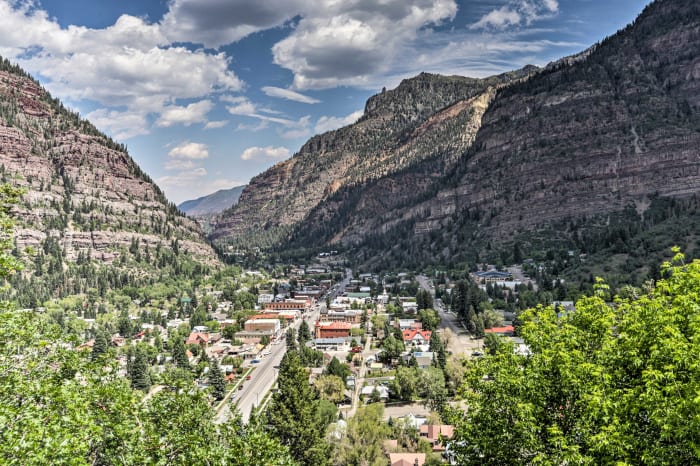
[178,185,245,216]
[212,0,700,271]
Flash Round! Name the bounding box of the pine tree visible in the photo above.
[298,320,311,346]
[173,336,190,370]
[286,327,297,351]
[130,346,151,391]
[209,359,226,401]
[91,330,108,361]
[267,351,330,465]
[429,331,446,370]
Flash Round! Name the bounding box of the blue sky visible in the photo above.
[0,0,649,203]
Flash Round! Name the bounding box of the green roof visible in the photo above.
[346,292,370,298]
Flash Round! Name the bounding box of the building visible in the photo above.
[257,293,274,304]
[484,325,515,336]
[264,298,311,313]
[313,337,349,351]
[315,321,352,339]
[323,310,362,324]
[185,332,210,347]
[389,453,425,466]
[419,424,455,452]
[402,328,432,346]
[244,318,281,334]
[474,270,513,283]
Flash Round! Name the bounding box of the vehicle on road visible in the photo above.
[350,346,363,353]
[238,384,244,390]
[246,374,252,380]
[251,359,260,364]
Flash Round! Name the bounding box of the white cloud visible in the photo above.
[85,108,149,140]
[471,1,559,30]
[0,1,242,140]
[240,145,290,161]
[262,86,320,104]
[168,141,210,160]
[204,120,229,129]
[164,159,197,171]
[314,110,364,134]
[160,0,309,48]
[156,100,213,127]
[272,0,458,89]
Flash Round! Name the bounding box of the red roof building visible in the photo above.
[484,325,515,335]
[315,321,352,339]
[402,328,432,346]
[185,332,210,347]
[419,424,454,451]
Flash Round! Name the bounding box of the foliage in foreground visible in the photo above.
[448,251,700,465]
[0,184,294,465]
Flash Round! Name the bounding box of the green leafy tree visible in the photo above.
[315,374,346,404]
[325,356,351,382]
[334,403,389,466]
[448,253,700,465]
[418,308,440,331]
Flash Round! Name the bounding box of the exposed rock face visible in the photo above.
[213,0,700,259]
[212,68,536,246]
[0,60,219,266]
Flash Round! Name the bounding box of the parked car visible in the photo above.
[251,359,260,364]
[246,374,252,380]
[238,384,244,390]
[350,346,363,353]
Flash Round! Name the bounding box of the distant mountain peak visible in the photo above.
[178,185,246,216]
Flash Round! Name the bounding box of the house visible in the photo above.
[388,453,425,466]
[401,301,418,314]
[401,351,434,369]
[185,332,210,347]
[419,424,455,452]
[484,325,515,336]
[360,385,390,402]
[315,321,352,339]
[402,328,432,346]
[397,319,420,330]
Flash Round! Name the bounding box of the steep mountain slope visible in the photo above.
[216,0,699,272]
[0,58,220,301]
[211,68,537,248]
[178,185,245,216]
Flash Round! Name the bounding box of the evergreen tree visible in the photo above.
[172,336,190,370]
[286,327,297,351]
[429,331,446,370]
[267,351,330,465]
[209,359,226,401]
[91,330,108,361]
[297,320,311,346]
[130,346,151,392]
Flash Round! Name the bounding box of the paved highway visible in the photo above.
[215,295,324,424]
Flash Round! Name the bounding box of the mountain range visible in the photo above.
[178,185,245,216]
[209,0,700,272]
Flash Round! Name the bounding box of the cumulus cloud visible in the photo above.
[85,108,150,140]
[471,0,559,30]
[164,159,197,171]
[0,1,241,140]
[161,0,309,48]
[314,109,364,134]
[262,86,320,104]
[156,100,213,127]
[272,0,458,89]
[240,145,290,161]
[168,142,210,160]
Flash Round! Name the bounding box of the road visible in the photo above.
[416,275,481,356]
[215,290,325,424]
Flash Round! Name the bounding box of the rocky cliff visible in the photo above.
[214,0,700,267]
[212,68,536,247]
[0,58,219,271]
